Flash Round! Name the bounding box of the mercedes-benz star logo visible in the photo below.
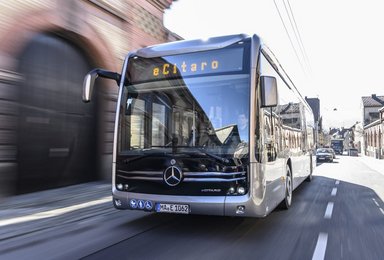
[163,166,183,186]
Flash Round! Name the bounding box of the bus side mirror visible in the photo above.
[260,76,278,107]
[82,70,98,103]
[82,68,121,103]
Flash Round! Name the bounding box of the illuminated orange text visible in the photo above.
[153,60,219,77]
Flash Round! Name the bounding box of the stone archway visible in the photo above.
[16,32,98,193]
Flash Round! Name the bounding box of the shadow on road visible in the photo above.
[1,175,384,260]
[84,176,384,260]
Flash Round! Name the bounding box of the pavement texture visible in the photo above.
[0,181,112,241]
[0,153,383,241]
[358,154,384,174]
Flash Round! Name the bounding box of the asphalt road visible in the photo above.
[1,156,384,260]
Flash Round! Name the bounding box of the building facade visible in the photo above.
[305,97,322,147]
[0,0,179,195]
[362,94,384,159]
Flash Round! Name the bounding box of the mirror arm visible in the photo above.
[94,68,121,85]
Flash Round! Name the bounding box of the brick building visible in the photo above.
[362,94,384,159]
[0,0,180,195]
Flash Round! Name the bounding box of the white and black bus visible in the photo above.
[82,34,316,217]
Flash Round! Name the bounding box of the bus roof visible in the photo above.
[134,34,253,58]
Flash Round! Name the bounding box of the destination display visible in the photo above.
[128,47,245,83]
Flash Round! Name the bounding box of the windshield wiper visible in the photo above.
[122,146,231,165]
[186,147,230,164]
[121,147,169,163]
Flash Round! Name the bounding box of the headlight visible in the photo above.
[237,186,246,195]
[228,187,235,194]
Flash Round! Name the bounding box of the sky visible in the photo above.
[164,0,384,129]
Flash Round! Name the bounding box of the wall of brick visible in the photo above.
[0,0,180,195]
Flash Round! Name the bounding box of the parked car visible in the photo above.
[329,148,336,159]
[316,148,334,163]
[348,148,358,156]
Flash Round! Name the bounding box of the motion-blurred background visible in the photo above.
[0,0,179,196]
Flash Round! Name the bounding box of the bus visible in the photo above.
[82,34,316,217]
[331,138,344,155]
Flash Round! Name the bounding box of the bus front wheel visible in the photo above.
[280,165,292,209]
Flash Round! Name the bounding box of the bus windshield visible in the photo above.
[119,49,250,160]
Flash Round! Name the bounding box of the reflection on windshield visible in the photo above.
[119,74,250,158]
[317,149,333,153]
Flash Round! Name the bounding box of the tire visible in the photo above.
[280,165,293,209]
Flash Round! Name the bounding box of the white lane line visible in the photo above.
[312,232,328,260]
[371,198,384,216]
[0,196,111,227]
[331,188,337,196]
[335,180,340,185]
[372,198,380,207]
[324,202,334,219]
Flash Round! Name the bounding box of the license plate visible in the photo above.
[156,203,189,214]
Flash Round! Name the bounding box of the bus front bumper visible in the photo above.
[112,189,267,217]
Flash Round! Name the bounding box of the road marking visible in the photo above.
[331,188,337,196]
[335,180,340,185]
[324,202,334,219]
[371,198,384,216]
[312,232,328,260]
[0,196,111,227]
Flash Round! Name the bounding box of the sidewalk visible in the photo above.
[0,181,112,240]
[357,154,384,175]
[354,154,384,201]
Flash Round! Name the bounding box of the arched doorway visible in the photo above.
[16,33,98,193]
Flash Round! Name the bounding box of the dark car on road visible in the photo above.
[348,148,358,156]
[316,148,334,163]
